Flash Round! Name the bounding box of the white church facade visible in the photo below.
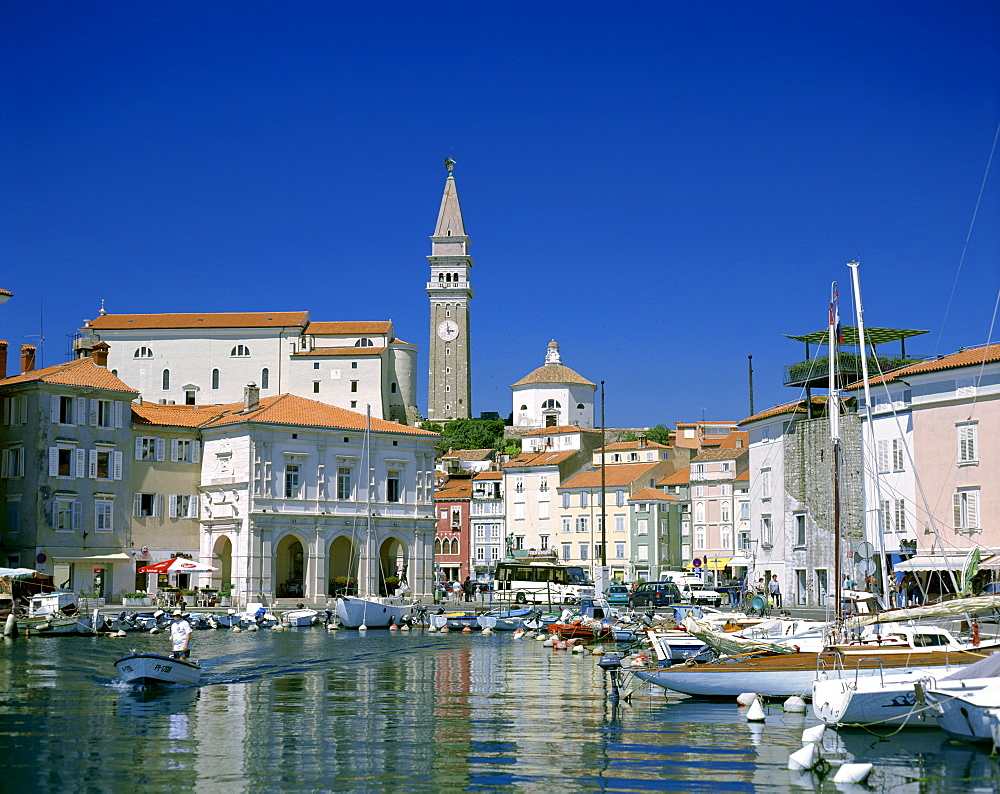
[511,341,596,429]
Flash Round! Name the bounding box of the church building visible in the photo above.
[511,341,597,429]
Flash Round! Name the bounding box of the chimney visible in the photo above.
[91,342,110,368]
[20,344,36,374]
[243,382,260,412]
[638,433,648,449]
[0,340,7,380]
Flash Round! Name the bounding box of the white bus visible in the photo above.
[494,558,595,605]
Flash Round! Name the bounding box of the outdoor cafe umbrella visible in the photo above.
[137,558,218,574]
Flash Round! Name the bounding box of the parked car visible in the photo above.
[659,572,725,607]
[628,581,682,608]
[604,584,631,605]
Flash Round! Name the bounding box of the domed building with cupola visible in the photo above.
[510,341,596,429]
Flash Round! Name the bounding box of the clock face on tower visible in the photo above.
[437,320,460,341]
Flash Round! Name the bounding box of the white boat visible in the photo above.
[925,680,1000,747]
[336,596,411,629]
[282,608,319,627]
[114,652,201,686]
[812,650,1000,728]
[241,603,279,627]
[16,591,96,636]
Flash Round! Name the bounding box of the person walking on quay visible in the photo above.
[463,576,474,602]
[451,580,462,605]
[768,575,781,609]
[169,609,193,660]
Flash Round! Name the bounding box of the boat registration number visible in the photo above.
[153,664,172,672]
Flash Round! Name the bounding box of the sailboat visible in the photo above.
[335,408,414,630]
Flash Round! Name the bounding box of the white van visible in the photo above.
[660,571,724,607]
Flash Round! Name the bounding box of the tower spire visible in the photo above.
[434,158,466,238]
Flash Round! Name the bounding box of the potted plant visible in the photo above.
[123,592,153,607]
[330,576,357,597]
[218,583,233,606]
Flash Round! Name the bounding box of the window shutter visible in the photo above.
[76,397,86,425]
[48,446,59,476]
[154,493,164,518]
[75,448,86,478]
[89,399,98,426]
[19,396,27,424]
[169,494,177,518]
[155,438,165,461]
[877,440,889,473]
[0,449,7,479]
[72,501,82,530]
[170,439,179,462]
[113,451,123,480]
[89,450,98,478]
[968,491,979,529]
[114,401,123,428]
[192,440,201,463]
[133,493,142,517]
[190,494,200,519]
[51,395,59,422]
[953,493,963,529]
[135,437,144,460]
[1,398,8,426]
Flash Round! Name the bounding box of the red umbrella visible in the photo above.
[137,558,218,574]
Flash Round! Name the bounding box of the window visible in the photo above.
[135,437,164,461]
[539,475,549,492]
[894,499,906,533]
[212,369,220,390]
[561,492,569,508]
[313,382,320,394]
[53,499,81,531]
[90,449,122,480]
[538,501,549,519]
[616,490,625,507]
[434,539,442,555]
[3,394,28,425]
[355,338,374,347]
[95,499,114,531]
[795,513,806,546]
[387,470,401,503]
[285,465,300,498]
[694,527,706,550]
[694,502,705,522]
[953,489,979,532]
[721,526,732,549]
[231,344,250,357]
[539,534,549,550]
[637,545,649,562]
[515,477,524,494]
[169,494,199,519]
[615,515,625,532]
[739,500,750,520]
[133,493,162,518]
[738,530,751,551]
[513,502,525,520]
[53,395,75,424]
[761,514,773,545]
[880,499,893,533]
[171,439,199,463]
[490,547,500,561]
[575,516,588,533]
[92,399,120,428]
[48,446,81,478]
[337,466,352,500]
[350,380,358,393]
[694,485,704,498]
[761,468,772,499]
[185,390,196,405]
[721,501,730,522]
[637,519,648,535]
[450,505,461,527]
[958,423,978,464]
[562,544,571,561]
[134,347,153,358]
[562,517,571,533]
[579,492,588,508]
[261,368,269,389]
[579,543,588,561]
[615,542,625,559]
[391,382,397,394]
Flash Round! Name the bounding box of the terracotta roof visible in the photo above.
[0,358,138,393]
[734,470,750,482]
[291,347,386,358]
[717,431,750,449]
[628,488,678,502]
[132,403,230,428]
[599,440,671,451]
[559,462,663,489]
[474,471,502,480]
[442,448,494,461]
[511,363,596,388]
[691,447,749,463]
[200,394,438,435]
[740,396,827,425]
[435,482,473,500]
[305,321,392,336]
[87,311,309,330]
[677,421,739,427]
[845,343,1000,388]
[520,425,596,436]
[503,450,578,468]
[0,289,11,298]
[659,468,690,486]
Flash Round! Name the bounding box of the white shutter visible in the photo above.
[968,491,979,529]
[114,400,123,428]
[135,437,144,460]
[76,396,86,425]
[89,450,98,478]
[170,439,179,462]
[50,395,59,423]
[71,501,82,530]
[192,440,201,463]
[154,493,164,518]
[48,446,59,477]
[953,493,963,529]
[169,494,177,518]
[155,438,165,461]
[75,448,86,478]
[2,397,9,425]
[89,399,98,426]
[113,451,123,480]
[190,494,200,519]
[877,440,889,473]
[133,493,142,517]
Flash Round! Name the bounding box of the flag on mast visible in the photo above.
[829,283,843,345]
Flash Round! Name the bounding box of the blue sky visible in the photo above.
[1,1,998,428]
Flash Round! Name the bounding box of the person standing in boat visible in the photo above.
[170,609,193,660]
[768,575,781,609]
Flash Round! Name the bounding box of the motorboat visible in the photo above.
[16,591,95,636]
[114,651,201,686]
[476,606,535,631]
[282,608,319,627]
[430,611,479,630]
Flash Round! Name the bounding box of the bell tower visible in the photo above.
[426,158,473,421]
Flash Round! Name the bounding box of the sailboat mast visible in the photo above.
[829,282,843,622]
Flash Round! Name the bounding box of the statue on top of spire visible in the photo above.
[444,156,456,175]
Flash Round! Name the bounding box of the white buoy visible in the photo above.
[248,624,259,632]
[571,644,585,653]
[4,613,17,638]
[592,645,605,655]
[802,724,826,744]
[746,699,766,722]
[737,692,758,707]
[832,763,873,784]
[116,629,127,637]
[787,743,820,771]
[149,627,160,634]
[400,624,410,632]
[513,629,524,639]
[783,695,807,713]
[481,627,493,636]
[462,626,472,634]
[359,624,368,632]
[536,633,547,642]
[327,622,339,631]
[231,625,242,633]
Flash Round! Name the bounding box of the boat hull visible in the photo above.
[282,609,318,627]
[336,596,411,629]
[925,684,1000,745]
[114,653,201,686]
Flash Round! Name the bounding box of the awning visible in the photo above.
[892,553,997,572]
[0,567,41,579]
[50,553,132,565]
[728,556,752,568]
[688,557,732,570]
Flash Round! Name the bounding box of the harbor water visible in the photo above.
[1,627,998,792]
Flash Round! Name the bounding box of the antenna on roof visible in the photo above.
[24,300,45,368]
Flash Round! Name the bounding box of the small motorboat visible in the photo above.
[115,651,201,686]
[282,608,319,627]
[477,606,535,631]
